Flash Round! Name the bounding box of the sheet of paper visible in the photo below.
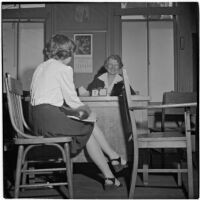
[68,111,96,122]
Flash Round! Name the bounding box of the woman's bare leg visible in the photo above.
[86,134,120,186]
[92,123,126,165]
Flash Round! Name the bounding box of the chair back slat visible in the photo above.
[162,92,197,115]
[7,75,23,95]
[12,94,19,129]
[122,69,138,143]
[12,94,19,128]
[5,73,36,139]
[122,69,133,108]
[10,93,21,131]
[161,91,197,131]
[15,95,24,132]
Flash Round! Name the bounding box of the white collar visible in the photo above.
[98,73,123,94]
[98,73,122,82]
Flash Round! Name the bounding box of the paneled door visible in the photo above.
[2,21,44,91]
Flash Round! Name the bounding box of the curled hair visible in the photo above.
[44,34,76,60]
[104,55,123,69]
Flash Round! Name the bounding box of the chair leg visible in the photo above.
[64,143,73,199]
[129,148,139,199]
[14,145,24,198]
[21,161,28,191]
[161,149,165,168]
[186,142,194,198]
[71,160,73,175]
[28,166,36,184]
[142,164,149,186]
[177,163,182,186]
[142,149,150,186]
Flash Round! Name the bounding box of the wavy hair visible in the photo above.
[44,34,76,60]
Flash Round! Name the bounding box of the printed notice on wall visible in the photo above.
[74,34,93,73]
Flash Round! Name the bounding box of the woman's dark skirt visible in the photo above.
[31,104,94,155]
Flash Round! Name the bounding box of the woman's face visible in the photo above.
[106,58,120,75]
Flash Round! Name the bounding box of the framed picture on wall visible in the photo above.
[74,34,92,56]
[74,34,93,73]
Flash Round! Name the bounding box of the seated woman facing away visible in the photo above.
[87,54,135,96]
[30,34,127,190]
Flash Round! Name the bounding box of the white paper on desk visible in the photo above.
[68,111,96,123]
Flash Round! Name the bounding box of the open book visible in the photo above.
[67,111,97,123]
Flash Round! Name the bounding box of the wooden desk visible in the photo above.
[72,95,150,162]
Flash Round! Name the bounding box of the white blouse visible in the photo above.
[98,72,123,95]
[30,59,84,109]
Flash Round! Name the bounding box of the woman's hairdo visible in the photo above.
[44,34,76,60]
[104,55,123,68]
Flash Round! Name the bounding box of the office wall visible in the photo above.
[51,3,110,88]
[2,23,17,92]
[177,3,198,92]
[18,23,44,91]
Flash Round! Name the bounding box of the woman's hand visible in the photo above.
[76,105,91,120]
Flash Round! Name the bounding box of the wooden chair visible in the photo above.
[122,69,197,199]
[155,91,197,168]
[4,73,73,198]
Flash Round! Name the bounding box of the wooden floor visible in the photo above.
[4,158,199,199]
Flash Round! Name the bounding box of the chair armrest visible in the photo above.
[129,102,197,111]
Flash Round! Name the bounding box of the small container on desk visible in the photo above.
[91,89,99,96]
[99,88,107,96]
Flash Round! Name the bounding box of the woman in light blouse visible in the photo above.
[30,34,127,190]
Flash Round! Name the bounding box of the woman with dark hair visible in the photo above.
[30,34,127,190]
[87,55,135,96]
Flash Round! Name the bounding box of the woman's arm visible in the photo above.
[59,67,85,108]
[87,77,105,94]
[59,67,91,119]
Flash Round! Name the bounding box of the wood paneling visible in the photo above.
[53,3,108,32]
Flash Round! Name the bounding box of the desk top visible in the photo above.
[25,95,150,102]
[80,95,150,102]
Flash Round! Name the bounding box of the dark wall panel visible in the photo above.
[53,3,108,31]
[52,3,108,88]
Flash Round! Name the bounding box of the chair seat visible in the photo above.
[14,136,72,145]
[138,132,187,148]
[150,127,184,132]
[138,131,186,140]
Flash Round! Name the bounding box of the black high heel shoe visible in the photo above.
[110,157,128,173]
[104,178,122,191]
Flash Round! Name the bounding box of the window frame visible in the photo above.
[121,16,176,102]
[110,5,180,103]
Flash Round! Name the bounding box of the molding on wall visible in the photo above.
[57,30,107,33]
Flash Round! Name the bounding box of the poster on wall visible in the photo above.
[74,34,93,73]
